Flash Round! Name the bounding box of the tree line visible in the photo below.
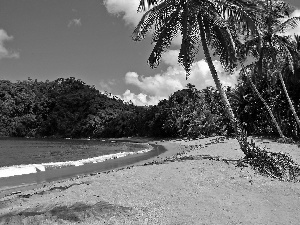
[1,74,299,139]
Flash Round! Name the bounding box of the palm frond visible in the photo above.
[281,45,294,74]
[275,17,300,34]
[135,0,260,78]
[270,0,293,18]
[204,11,237,73]
[132,1,169,41]
[148,7,181,68]
[213,28,237,72]
[178,1,201,78]
[276,35,298,56]
[151,0,179,43]
[240,36,260,58]
[274,35,297,73]
[178,1,190,76]
[215,0,262,36]
[138,0,160,12]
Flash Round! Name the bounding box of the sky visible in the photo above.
[0,0,300,106]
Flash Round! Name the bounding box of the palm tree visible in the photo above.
[279,35,300,135]
[133,0,261,157]
[241,0,300,136]
[240,63,285,137]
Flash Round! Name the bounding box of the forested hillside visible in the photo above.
[0,77,136,138]
[1,74,299,139]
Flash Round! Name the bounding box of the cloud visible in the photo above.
[122,89,164,106]
[171,34,182,46]
[125,71,184,97]
[104,0,143,26]
[98,79,117,93]
[68,18,82,28]
[99,81,113,93]
[0,29,19,60]
[119,50,239,105]
[126,50,238,92]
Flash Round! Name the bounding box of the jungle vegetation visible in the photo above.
[0,76,299,140]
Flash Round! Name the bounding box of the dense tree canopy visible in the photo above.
[0,78,136,138]
[1,77,299,140]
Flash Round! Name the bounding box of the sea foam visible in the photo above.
[0,145,153,178]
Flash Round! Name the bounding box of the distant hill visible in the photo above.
[0,77,137,138]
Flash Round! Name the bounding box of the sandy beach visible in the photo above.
[1,136,300,224]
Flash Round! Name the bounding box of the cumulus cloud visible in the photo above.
[68,18,82,28]
[127,50,238,92]
[104,0,143,26]
[120,50,239,105]
[0,29,19,60]
[99,50,239,106]
[125,71,184,97]
[122,89,165,106]
[99,80,114,93]
[98,79,124,96]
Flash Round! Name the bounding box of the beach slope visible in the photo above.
[1,136,300,225]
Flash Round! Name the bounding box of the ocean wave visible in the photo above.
[0,145,153,178]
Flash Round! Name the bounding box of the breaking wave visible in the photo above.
[0,145,153,178]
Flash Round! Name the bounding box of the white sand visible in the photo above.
[1,136,300,224]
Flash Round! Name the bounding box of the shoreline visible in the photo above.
[0,142,152,178]
[0,140,183,198]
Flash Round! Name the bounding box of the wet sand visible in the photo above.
[1,136,300,224]
[0,141,181,198]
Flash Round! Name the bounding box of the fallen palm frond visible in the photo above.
[241,140,300,182]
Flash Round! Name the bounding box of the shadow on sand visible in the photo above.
[0,201,147,224]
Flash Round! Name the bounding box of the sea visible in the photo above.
[0,137,163,192]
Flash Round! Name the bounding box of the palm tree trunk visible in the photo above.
[277,70,300,133]
[245,69,285,138]
[198,17,250,157]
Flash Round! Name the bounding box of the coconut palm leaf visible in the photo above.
[135,0,261,73]
[151,1,180,43]
[275,35,298,72]
[178,1,201,77]
[215,0,262,35]
[275,17,300,34]
[202,8,237,72]
[137,0,181,44]
[239,36,260,59]
[132,4,164,41]
[148,6,181,68]
[138,0,160,11]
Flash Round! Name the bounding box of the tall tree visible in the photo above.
[240,63,285,137]
[241,0,300,136]
[133,0,260,157]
